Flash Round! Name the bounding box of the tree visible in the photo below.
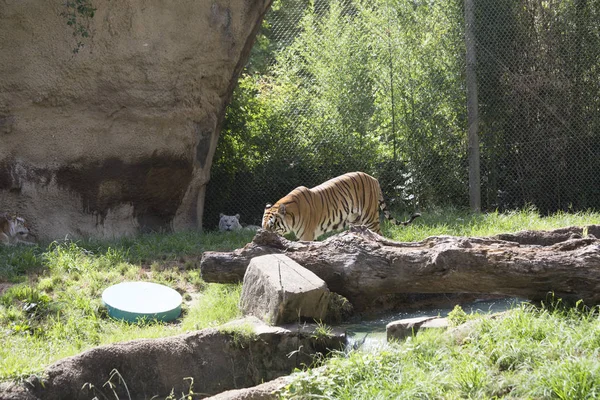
[205,0,467,229]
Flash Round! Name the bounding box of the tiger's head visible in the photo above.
[1,214,35,246]
[7,215,30,238]
[262,203,291,236]
[218,213,242,232]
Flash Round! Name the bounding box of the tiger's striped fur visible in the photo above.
[0,214,35,246]
[262,171,420,241]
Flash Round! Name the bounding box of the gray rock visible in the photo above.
[420,317,449,329]
[386,316,440,341]
[240,254,330,325]
[205,375,292,400]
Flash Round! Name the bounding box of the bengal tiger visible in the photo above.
[262,171,420,241]
[0,213,36,246]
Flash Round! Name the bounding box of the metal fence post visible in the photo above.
[465,0,480,212]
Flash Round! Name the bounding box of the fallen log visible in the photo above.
[200,225,600,312]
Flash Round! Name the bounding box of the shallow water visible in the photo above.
[342,297,527,351]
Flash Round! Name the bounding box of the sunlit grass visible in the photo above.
[0,230,251,381]
[2,208,600,388]
[181,284,243,331]
[385,207,600,242]
[279,300,600,399]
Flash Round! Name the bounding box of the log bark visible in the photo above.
[200,225,600,312]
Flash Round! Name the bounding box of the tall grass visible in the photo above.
[279,301,600,399]
[1,208,599,388]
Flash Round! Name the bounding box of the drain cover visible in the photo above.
[102,281,182,323]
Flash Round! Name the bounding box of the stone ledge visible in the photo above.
[0,317,345,400]
[386,316,450,341]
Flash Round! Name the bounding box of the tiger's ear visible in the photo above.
[219,213,224,217]
[235,214,240,219]
[265,203,272,209]
[278,204,286,216]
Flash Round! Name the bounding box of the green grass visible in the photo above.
[275,208,600,399]
[384,207,600,242]
[0,229,255,381]
[1,208,600,391]
[279,301,600,399]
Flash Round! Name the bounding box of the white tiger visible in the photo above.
[219,214,243,232]
[0,214,36,246]
[218,213,260,232]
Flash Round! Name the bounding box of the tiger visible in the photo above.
[0,213,36,246]
[262,171,420,241]
[219,213,243,232]
[219,213,261,232]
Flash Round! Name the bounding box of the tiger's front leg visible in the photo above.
[14,237,36,246]
[347,212,362,225]
[355,211,381,235]
[0,233,12,246]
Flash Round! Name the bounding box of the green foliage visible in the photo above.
[384,207,600,243]
[219,322,258,349]
[475,0,600,212]
[60,0,96,53]
[205,0,466,229]
[0,246,43,282]
[447,305,468,327]
[181,284,242,331]
[312,320,333,340]
[209,0,600,226]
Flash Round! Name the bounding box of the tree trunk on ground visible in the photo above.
[200,225,600,312]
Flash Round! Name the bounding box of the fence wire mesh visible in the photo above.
[204,0,600,230]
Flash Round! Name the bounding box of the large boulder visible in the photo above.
[240,254,331,325]
[0,0,272,240]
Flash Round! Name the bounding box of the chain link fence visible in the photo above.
[204,0,600,230]
[476,0,600,212]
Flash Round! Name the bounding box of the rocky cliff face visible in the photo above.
[0,0,271,240]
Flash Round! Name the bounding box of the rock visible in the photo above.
[448,310,510,344]
[239,254,331,325]
[447,319,480,345]
[420,317,449,330]
[0,0,272,239]
[0,382,38,400]
[205,375,292,400]
[1,316,345,400]
[386,316,440,341]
